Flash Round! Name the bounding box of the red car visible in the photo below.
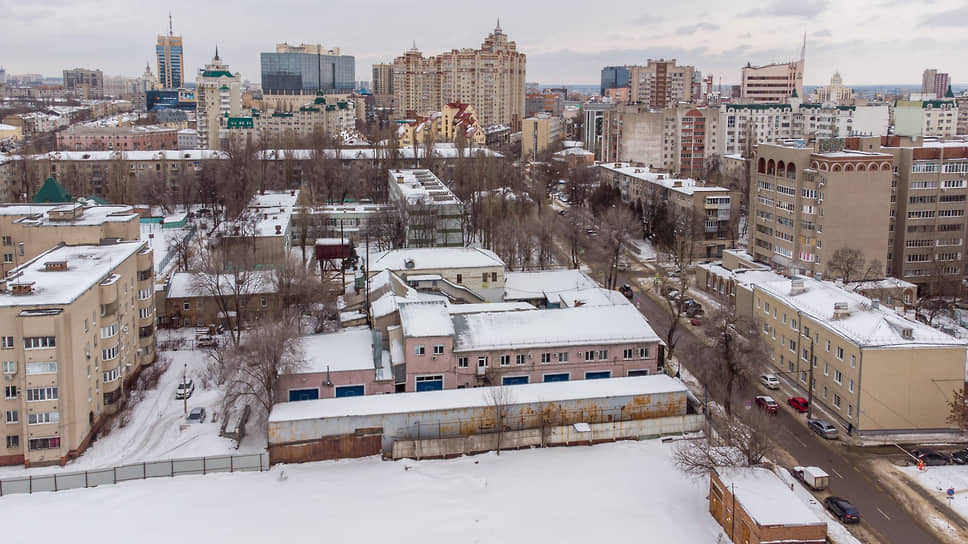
[755,395,778,414]
[788,397,809,413]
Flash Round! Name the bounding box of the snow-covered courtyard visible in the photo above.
[1,440,729,543]
[900,464,968,521]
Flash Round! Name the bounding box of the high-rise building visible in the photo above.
[601,66,630,96]
[522,114,563,159]
[195,49,242,150]
[156,17,184,89]
[371,63,393,96]
[0,67,6,85]
[260,43,355,95]
[628,59,695,109]
[741,39,805,104]
[894,100,958,138]
[811,72,854,105]
[62,68,104,98]
[391,22,527,130]
[921,69,950,98]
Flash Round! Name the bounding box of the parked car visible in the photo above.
[791,466,829,490]
[808,418,839,440]
[755,395,778,414]
[616,261,630,272]
[175,379,195,400]
[824,496,860,523]
[951,449,968,465]
[186,407,207,424]
[618,284,634,299]
[689,316,703,326]
[684,303,704,317]
[788,397,809,413]
[196,335,218,348]
[911,449,950,466]
[557,209,567,216]
[759,374,780,390]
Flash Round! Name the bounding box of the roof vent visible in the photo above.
[790,277,805,295]
[870,299,880,310]
[44,260,68,271]
[397,176,405,184]
[11,282,34,295]
[275,225,282,234]
[901,327,914,339]
[404,258,415,269]
[833,301,849,319]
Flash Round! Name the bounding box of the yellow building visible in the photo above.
[521,114,563,159]
[0,241,156,466]
[396,103,486,147]
[0,123,23,142]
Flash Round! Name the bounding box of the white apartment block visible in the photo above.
[387,169,463,248]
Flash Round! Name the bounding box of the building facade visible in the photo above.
[371,63,393,96]
[521,114,563,159]
[62,68,104,99]
[260,43,355,95]
[600,66,630,96]
[155,33,184,89]
[195,51,242,150]
[740,55,804,104]
[628,59,695,109]
[387,169,464,247]
[396,103,487,148]
[921,69,950,98]
[0,241,156,466]
[894,100,958,138]
[56,126,178,151]
[391,23,526,130]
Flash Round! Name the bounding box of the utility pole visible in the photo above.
[806,337,815,419]
[183,363,188,416]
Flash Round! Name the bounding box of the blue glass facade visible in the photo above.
[261,52,355,94]
[600,66,630,96]
[156,42,184,88]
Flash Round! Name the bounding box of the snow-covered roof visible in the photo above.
[553,287,631,308]
[452,305,661,352]
[295,328,378,374]
[258,143,501,161]
[0,242,147,307]
[34,150,229,162]
[599,162,728,196]
[269,374,686,422]
[714,467,824,527]
[370,247,504,271]
[231,190,299,238]
[446,302,535,314]
[399,300,454,337]
[388,169,461,206]
[747,271,966,348]
[166,271,278,299]
[504,269,598,301]
[0,203,138,226]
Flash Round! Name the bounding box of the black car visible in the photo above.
[951,449,968,465]
[618,284,634,299]
[911,449,950,466]
[824,496,860,523]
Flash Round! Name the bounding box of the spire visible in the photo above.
[214,45,220,61]
[496,18,502,33]
[946,84,955,98]
[168,12,173,37]
[800,32,806,62]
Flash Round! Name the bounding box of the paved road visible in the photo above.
[619,271,944,544]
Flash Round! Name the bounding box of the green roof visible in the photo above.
[337,102,348,110]
[946,85,955,98]
[32,177,71,203]
[326,105,336,111]
[314,96,326,105]
[202,70,234,78]
[226,117,254,129]
[922,100,955,109]
[299,106,320,112]
[271,112,293,118]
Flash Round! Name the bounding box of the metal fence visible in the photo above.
[0,451,267,496]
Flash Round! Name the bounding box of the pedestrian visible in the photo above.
[847,423,853,435]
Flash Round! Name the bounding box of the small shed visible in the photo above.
[162,212,189,229]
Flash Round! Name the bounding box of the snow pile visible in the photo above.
[899,465,968,520]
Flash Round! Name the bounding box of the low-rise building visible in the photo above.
[709,467,827,544]
[521,114,563,159]
[396,102,487,147]
[369,247,505,302]
[0,241,156,466]
[218,190,299,268]
[387,169,464,248]
[160,270,279,329]
[56,125,178,151]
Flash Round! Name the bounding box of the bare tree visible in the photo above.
[672,411,776,478]
[220,321,305,421]
[653,206,701,373]
[273,255,331,327]
[191,243,266,346]
[599,206,637,290]
[946,385,968,430]
[689,304,765,417]
[486,386,514,456]
[826,247,866,283]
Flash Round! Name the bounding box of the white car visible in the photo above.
[759,374,780,390]
[175,379,195,400]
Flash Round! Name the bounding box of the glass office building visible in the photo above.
[261,51,355,94]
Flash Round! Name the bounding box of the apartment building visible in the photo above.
[740,55,804,104]
[56,125,178,151]
[396,102,487,147]
[0,202,141,278]
[582,102,615,159]
[391,23,526,130]
[195,51,242,150]
[600,162,738,258]
[749,142,894,278]
[629,59,695,108]
[811,72,853,105]
[521,114,563,159]
[387,169,463,247]
[0,240,156,466]
[894,100,958,138]
[221,96,355,147]
[62,68,104,99]
[156,33,184,89]
[921,69,951,98]
[371,63,393,96]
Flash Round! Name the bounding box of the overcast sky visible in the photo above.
[1,0,965,87]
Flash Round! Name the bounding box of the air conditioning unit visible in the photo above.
[817,198,823,204]
[818,181,824,187]
[432,355,437,360]
[122,326,129,333]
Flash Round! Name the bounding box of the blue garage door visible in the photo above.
[288,388,319,401]
[585,371,612,380]
[334,385,365,398]
[543,373,569,383]
[415,376,443,392]
[502,376,529,385]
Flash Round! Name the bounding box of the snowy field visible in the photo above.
[900,464,968,520]
[0,440,729,544]
[0,331,264,478]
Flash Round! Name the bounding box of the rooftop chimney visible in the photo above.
[44,260,68,272]
[790,277,805,295]
[275,225,282,234]
[833,302,849,319]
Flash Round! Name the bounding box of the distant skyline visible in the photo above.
[1,0,965,88]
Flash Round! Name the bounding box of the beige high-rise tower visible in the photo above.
[391,22,526,130]
[155,15,184,89]
[195,48,241,150]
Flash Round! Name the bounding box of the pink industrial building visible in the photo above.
[57,125,178,151]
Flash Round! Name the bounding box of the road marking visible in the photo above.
[877,507,891,520]
[830,468,844,479]
[792,435,808,448]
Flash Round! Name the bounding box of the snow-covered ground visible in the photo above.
[631,239,658,261]
[899,464,968,521]
[1,440,730,543]
[0,331,264,478]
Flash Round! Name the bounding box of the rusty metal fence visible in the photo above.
[0,452,268,496]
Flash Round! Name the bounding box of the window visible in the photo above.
[597,350,608,360]
[623,348,633,360]
[836,347,844,360]
[103,367,121,383]
[558,352,568,363]
[477,356,488,368]
[481,272,488,284]
[456,274,462,284]
[183,302,190,311]
[848,404,854,418]
[100,323,118,339]
[491,272,497,282]
[260,296,268,308]
[27,412,59,425]
[138,288,152,300]
[639,347,650,359]
[457,357,468,368]
[834,370,843,385]
[825,340,830,352]
[782,313,787,324]
[25,387,57,402]
[823,385,828,399]
[848,379,854,393]
[139,306,153,319]
[584,351,594,361]
[6,435,18,449]
[823,362,829,376]
[500,355,510,367]
[25,361,57,375]
[2,254,11,263]
[515,354,526,365]
[5,411,17,424]
[415,345,425,356]
[28,437,60,450]
[540,353,552,363]
[24,336,55,349]
[833,394,841,409]
[102,345,119,361]
[801,348,809,361]
[0,236,9,245]
[850,355,856,368]
[1,361,15,374]
[3,386,15,399]
[433,344,444,355]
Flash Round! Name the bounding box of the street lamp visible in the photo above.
[183,363,188,416]
[800,330,816,420]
